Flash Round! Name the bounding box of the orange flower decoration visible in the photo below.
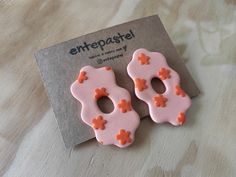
[153,95,168,107]
[116,129,132,145]
[104,66,112,70]
[175,85,186,97]
[92,116,107,130]
[94,87,109,100]
[135,78,148,91]
[118,99,132,113]
[138,53,150,65]
[77,71,88,83]
[177,112,186,125]
[158,68,171,80]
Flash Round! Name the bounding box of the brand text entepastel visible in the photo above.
[69,30,135,55]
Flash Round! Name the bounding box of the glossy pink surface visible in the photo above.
[71,66,140,148]
[127,48,191,125]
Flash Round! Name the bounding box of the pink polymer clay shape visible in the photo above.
[127,48,191,126]
[70,66,140,148]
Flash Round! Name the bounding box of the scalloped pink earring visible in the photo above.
[70,66,140,148]
[127,48,191,126]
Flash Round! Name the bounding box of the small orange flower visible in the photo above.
[175,85,186,97]
[135,78,148,91]
[116,129,132,145]
[177,112,186,125]
[158,68,171,80]
[104,66,112,70]
[138,53,150,65]
[77,71,88,83]
[94,87,109,100]
[153,95,168,107]
[118,99,132,113]
[92,116,107,130]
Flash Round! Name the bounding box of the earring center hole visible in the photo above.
[151,78,166,94]
[97,96,114,114]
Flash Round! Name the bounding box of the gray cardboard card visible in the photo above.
[35,15,200,148]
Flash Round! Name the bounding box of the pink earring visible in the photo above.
[70,66,140,148]
[127,48,191,126]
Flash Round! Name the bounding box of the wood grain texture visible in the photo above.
[0,0,236,176]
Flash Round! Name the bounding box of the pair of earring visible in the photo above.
[70,48,191,148]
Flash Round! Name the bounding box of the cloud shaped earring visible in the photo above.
[127,48,191,125]
[71,66,140,148]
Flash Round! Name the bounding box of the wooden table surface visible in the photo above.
[1,0,236,177]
